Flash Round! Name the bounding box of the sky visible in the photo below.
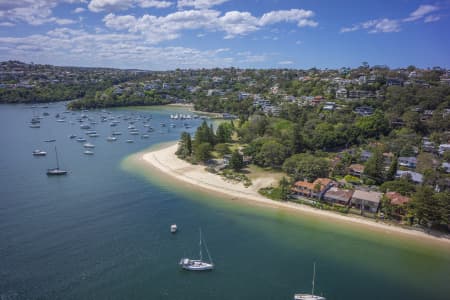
[0,0,449,70]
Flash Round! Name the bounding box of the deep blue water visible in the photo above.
[0,103,449,300]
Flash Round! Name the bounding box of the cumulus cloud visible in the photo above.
[88,0,172,12]
[103,8,318,42]
[0,0,79,25]
[0,27,234,69]
[341,4,441,34]
[177,0,229,9]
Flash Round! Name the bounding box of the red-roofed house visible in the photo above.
[291,178,335,199]
[385,192,411,220]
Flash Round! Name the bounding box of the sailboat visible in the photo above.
[294,263,326,300]
[46,146,68,176]
[179,229,214,271]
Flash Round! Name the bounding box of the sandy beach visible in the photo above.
[141,142,450,247]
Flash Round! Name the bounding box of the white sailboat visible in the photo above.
[179,229,214,271]
[46,146,67,176]
[294,263,326,300]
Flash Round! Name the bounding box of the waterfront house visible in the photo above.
[348,164,365,177]
[398,156,417,168]
[395,170,423,184]
[351,190,382,213]
[323,187,354,206]
[291,178,335,199]
[384,192,411,220]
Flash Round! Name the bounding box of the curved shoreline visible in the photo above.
[139,142,450,248]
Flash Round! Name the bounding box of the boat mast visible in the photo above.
[312,262,316,296]
[55,146,60,169]
[199,229,203,261]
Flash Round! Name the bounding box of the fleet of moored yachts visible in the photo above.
[29,106,325,299]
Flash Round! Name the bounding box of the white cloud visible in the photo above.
[341,4,441,34]
[177,0,229,9]
[103,8,318,43]
[278,60,294,65]
[0,0,79,25]
[73,7,86,13]
[0,27,233,69]
[88,0,172,12]
[0,22,15,26]
[424,15,440,23]
[259,9,317,27]
[403,4,439,22]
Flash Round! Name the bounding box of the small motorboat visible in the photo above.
[83,150,94,155]
[83,143,95,148]
[32,150,47,156]
[170,224,177,233]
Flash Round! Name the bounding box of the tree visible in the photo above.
[194,120,215,146]
[176,132,192,159]
[229,150,244,172]
[364,148,384,184]
[279,176,290,201]
[194,142,212,163]
[409,186,446,228]
[215,143,231,156]
[257,140,288,168]
[380,178,416,195]
[282,153,330,181]
[216,122,233,143]
[385,155,398,181]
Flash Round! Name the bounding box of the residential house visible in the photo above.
[351,190,382,213]
[349,164,365,177]
[336,88,348,99]
[439,144,450,155]
[384,192,411,220]
[323,187,354,206]
[395,170,423,184]
[398,157,417,168]
[422,138,435,152]
[383,152,394,165]
[386,78,403,86]
[291,178,335,199]
[354,106,374,116]
[323,102,336,111]
[360,150,372,162]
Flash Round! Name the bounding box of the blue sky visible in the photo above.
[0,0,449,70]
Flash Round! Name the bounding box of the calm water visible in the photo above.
[0,103,449,300]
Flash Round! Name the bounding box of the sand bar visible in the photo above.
[140,142,450,247]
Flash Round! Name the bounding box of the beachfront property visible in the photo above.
[351,190,383,213]
[291,178,335,199]
[384,192,411,220]
[322,187,354,206]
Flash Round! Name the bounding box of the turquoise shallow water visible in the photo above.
[0,103,449,300]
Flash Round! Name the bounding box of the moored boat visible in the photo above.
[294,263,326,300]
[179,229,214,271]
[32,150,47,156]
[46,147,68,176]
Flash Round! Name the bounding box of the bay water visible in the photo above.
[0,103,449,300]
